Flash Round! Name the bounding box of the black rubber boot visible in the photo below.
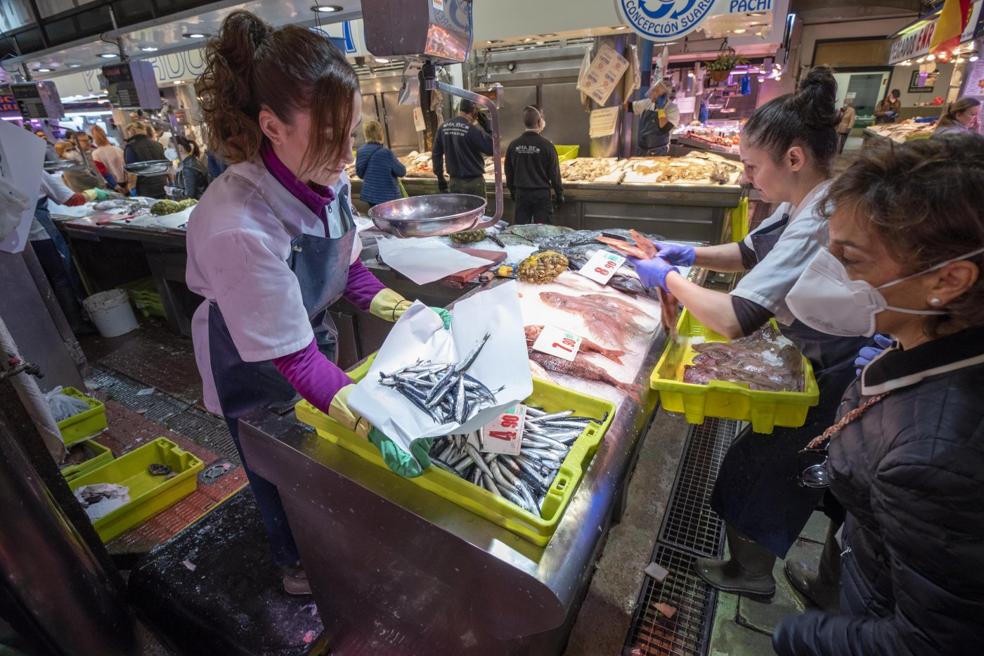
[784,521,841,612]
[695,525,776,598]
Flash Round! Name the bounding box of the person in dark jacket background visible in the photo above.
[124,121,168,198]
[355,119,406,208]
[432,98,492,198]
[505,105,563,224]
[776,133,984,655]
[173,134,210,200]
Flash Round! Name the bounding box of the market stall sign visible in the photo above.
[579,250,626,286]
[0,87,18,116]
[589,106,620,138]
[481,404,526,455]
[889,0,983,64]
[532,325,582,362]
[614,0,776,42]
[10,81,63,119]
[577,43,630,105]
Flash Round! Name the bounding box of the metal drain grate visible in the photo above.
[87,368,188,423]
[88,367,240,465]
[657,420,739,558]
[165,406,240,466]
[623,544,718,656]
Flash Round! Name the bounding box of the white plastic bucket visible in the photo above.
[83,289,140,338]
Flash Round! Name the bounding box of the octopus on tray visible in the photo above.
[683,326,804,392]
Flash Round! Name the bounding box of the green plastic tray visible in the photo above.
[69,437,203,543]
[296,355,615,547]
[56,387,108,446]
[555,145,580,161]
[61,440,114,482]
[650,309,819,433]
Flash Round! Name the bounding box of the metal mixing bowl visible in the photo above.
[368,193,489,238]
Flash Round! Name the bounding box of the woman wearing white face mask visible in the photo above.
[631,67,871,601]
[774,133,984,656]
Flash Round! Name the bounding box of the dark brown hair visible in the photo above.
[821,133,984,336]
[743,66,840,174]
[196,10,358,173]
[174,134,201,158]
[936,96,981,131]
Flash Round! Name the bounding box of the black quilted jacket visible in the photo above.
[773,325,984,656]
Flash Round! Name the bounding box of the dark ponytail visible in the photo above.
[196,10,359,172]
[174,134,201,159]
[743,66,840,174]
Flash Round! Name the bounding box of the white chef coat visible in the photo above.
[731,180,832,326]
[186,158,362,413]
[632,98,682,127]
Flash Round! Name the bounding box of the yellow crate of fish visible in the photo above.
[295,355,615,547]
[650,310,819,433]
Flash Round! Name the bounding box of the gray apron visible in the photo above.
[709,215,868,557]
[207,189,356,566]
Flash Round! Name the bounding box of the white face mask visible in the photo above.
[787,246,984,337]
[164,147,178,161]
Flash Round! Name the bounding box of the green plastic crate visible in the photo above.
[60,440,114,482]
[295,355,615,547]
[650,310,819,433]
[555,145,580,162]
[56,387,108,446]
[69,437,203,543]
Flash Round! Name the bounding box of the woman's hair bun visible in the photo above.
[793,65,839,129]
[215,10,270,69]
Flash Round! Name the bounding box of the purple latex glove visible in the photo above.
[628,256,679,292]
[855,334,894,375]
[653,241,697,266]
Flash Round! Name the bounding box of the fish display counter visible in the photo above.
[235,270,666,654]
[352,152,746,245]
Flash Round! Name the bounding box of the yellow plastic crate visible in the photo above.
[61,440,114,482]
[555,145,580,161]
[650,310,819,433]
[69,437,203,543]
[56,387,108,446]
[295,355,615,546]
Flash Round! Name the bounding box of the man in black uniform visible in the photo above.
[433,99,493,198]
[505,105,564,225]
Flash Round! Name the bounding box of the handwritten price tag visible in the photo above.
[481,404,526,455]
[578,250,625,285]
[531,324,582,362]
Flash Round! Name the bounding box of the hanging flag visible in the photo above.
[930,0,973,52]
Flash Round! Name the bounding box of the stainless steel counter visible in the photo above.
[236,280,665,654]
[354,177,745,244]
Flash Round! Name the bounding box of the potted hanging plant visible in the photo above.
[707,47,747,83]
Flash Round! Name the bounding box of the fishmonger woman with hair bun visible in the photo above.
[632,67,869,600]
[187,10,441,595]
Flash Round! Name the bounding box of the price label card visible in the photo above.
[531,325,582,362]
[578,250,625,285]
[481,404,526,455]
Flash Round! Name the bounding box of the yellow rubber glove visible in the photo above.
[328,384,371,439]
[369,288,413,323]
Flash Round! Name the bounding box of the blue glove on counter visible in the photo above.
[368,428,432,478]
[629,256,679,292]
[430,307,452,329]
[653,241,697,266]
[855,334,894,375]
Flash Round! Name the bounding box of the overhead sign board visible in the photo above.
[102,60,161,110]
[614,0,776,42]
[10,81,64,119]
[890,0,983,64]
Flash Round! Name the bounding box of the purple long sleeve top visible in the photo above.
[262,145,386,411]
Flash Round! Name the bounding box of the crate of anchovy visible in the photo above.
[296,355,615,547]
[650,309,819,433]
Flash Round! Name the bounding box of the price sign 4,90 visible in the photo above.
[578,250,626,285]
[481,405,527,455]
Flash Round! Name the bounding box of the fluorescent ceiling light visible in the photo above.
[99,52,118,58]
[141,46,159,52]
[312,5,342,12]
[183,32,210,39]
